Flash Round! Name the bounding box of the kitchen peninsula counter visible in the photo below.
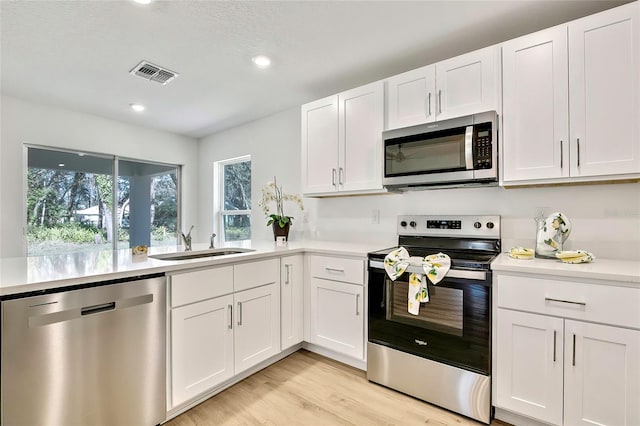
[0,240,385,297]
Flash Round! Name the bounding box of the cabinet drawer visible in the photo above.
[170,266,234,307]
[309,255,364,285]
[234,258,279,292]
[497,274,640,329]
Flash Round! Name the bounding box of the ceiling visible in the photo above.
[1,0,631,139]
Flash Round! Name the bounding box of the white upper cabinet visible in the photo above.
[502,26,569,181]
[568,4,640,177]
[301,81,384,196]
[385,46,499,130]
[502,2,639,184]
[301,95,339,194]
[386,65,436,129]
[435,46,499,121]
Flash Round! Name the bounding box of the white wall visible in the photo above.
[0,95,199,258]
[197,108,307,244]
[198,107,640,261]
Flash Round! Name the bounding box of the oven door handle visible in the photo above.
[369,260,487,281]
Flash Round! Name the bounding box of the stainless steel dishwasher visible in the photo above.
[1,274,166,426]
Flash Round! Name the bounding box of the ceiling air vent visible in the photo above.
[129,60,178,85]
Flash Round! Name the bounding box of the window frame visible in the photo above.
[214,155,251,243]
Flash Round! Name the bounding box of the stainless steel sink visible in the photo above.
[149,248,254,261]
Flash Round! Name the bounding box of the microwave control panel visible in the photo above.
[474,123,493,169]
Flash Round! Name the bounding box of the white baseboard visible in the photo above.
[494,407,552,426]
[302,342,366,371]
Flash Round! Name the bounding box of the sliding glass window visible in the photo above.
[26,146,180,256]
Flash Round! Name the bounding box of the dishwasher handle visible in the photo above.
[81,302,115,316]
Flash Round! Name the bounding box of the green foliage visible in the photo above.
[266,214,293,228]
[28,223,104,244]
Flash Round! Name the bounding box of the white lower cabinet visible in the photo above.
[309,277,364,359]
[233,283,280,375]
[496,309,564,424]
[281,255,304,350]
[495,273,640,425]
[169,258,281,408]
[171,294,234,406]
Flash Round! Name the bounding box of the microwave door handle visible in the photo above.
[464,126,474,170]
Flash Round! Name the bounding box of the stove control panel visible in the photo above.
[398,215,500,238]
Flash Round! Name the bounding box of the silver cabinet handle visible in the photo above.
[331,168,336,186]
[427,92,432,117]
[545,297,586,306]
[356,293,360,316]
[228,304,233,330]
[577,138,581,167]
[560,140,563,169]
[237,301,243,326]
[438,90,442,114]
[338,167,344,185]
[572,333,576,366]
[553,330,557,362]
[284,264,291,285]
[325,267,345,273]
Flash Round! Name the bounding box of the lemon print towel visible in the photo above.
[384,248,451,316]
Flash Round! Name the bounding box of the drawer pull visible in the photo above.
[325,267,345,273]
[544,297,586,306]
[553,330,557,362]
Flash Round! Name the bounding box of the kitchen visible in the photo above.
[1,1,640,425]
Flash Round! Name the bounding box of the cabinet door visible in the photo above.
[281,255,304,350]
[564,320,640,426]
[234,283,281,375]
[301,95,338,194]
[435,46,498,121]
[171,294,234,406]
[309,278,364,359]
[496,309,563,425]
[569,3,640,177]
[338,81,384,192]
[502,26,569,182]
[385,65,436,129]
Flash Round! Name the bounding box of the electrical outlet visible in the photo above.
[372,209,380,224]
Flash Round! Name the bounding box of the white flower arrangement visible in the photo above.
[258,177,304,228]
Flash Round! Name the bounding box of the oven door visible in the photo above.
[368,261,491,375]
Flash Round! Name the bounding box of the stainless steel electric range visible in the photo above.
[367,215,501,424]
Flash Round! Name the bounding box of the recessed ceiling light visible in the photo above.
[130,103,145,112]
[58,163,65,167]
[252,55,271,69]
[132,0,152,4]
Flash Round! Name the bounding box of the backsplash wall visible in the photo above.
[305,183,640,261]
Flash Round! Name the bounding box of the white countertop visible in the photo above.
[491,253,640,285]
[0,240,383,297]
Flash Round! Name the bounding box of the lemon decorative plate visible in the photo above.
[555,250,595,264]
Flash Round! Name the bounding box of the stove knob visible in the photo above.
[474,221,482,229]
[400,221,407,227]
[486,222,495,229]
[409,221,417,228]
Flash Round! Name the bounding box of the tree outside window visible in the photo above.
[216,156,251,242]
[26,146,180,256]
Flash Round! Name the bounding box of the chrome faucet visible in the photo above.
[209,233,216,249]
[180,225,194,251]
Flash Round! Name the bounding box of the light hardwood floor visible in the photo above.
[166,350,500,425]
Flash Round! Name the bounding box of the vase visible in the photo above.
[272,222,290,241]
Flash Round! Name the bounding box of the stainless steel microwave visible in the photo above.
[383,111,498,190]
